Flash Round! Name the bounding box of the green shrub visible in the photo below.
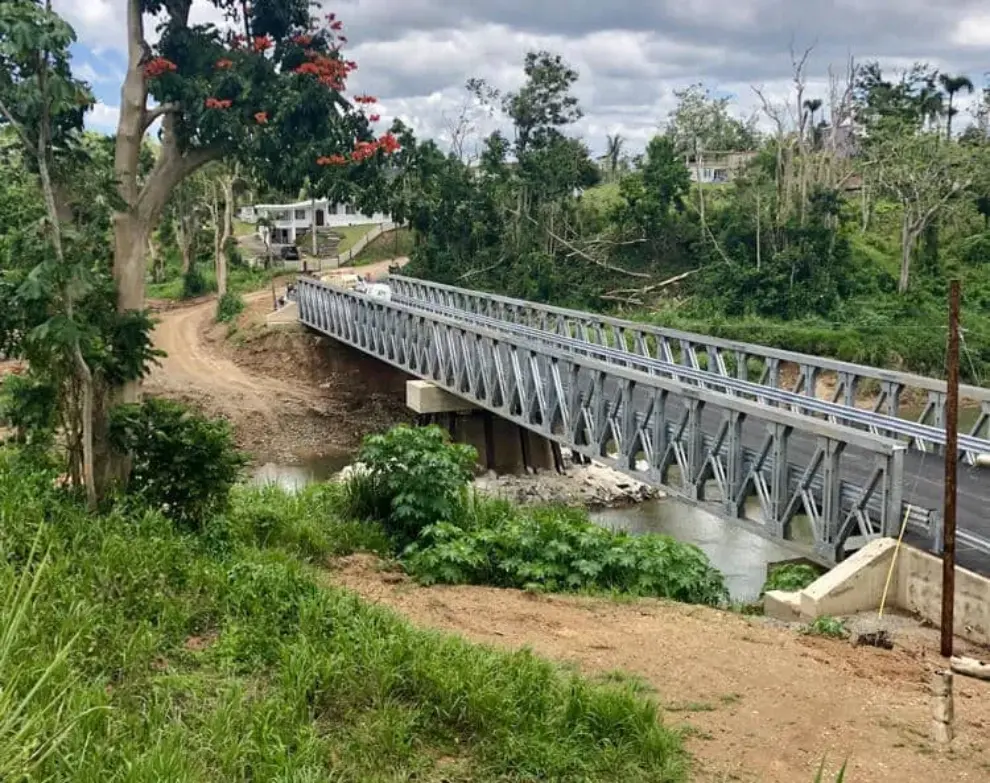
[181,266,211,298]
[802,615,847,639]
[347,424,476,548]
[0,373,58,447]
[762,563,820,595]
[110,398,247,530]
[215,291,245,323]
[403,496,729,606]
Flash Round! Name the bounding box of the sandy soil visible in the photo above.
[145,259,410,463]
[329,555,990,783]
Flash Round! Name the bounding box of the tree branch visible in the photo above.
[142,102,180,132]
[511,208,651,278]
[457,254,507,281]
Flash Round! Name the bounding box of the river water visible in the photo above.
[251,459,795,601]
[590,502,796,602]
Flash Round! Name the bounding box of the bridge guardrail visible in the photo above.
[395,291,990,467]
[387,275,990,462]
[298,277,914,565]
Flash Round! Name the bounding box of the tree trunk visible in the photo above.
[899,215,915,294]
[218,187,232,298]
[755,190,762,271]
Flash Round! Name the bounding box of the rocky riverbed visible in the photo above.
[339,449,661,509]
[472,459,661,508]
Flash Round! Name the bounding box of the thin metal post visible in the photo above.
[941,279,960,658]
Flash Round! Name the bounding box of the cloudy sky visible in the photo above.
[52,0,990,156]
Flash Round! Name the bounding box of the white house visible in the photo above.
[240,199,391,245]
[685,151,758,184]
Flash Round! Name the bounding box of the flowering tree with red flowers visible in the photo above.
[105,0,398,487]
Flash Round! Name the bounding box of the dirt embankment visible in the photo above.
[330,555,990,783]
[146,264,411,463]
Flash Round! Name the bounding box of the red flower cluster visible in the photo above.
[294,53,355,90]
[255,111,268,124]
[346,132,401,163]
[378,132,401,154]
[143,57,177,78]
[230,33,246,49]
[205,97,233,109]
[215,58,234,69]
[252,35,273,53]
[368,114,381,122]
[354,94,377,105]
[292,34,312,46]
[330,20,343,31]
[350,140,378,162]
[317,154,348,166]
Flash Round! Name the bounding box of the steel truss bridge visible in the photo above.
[296,275,990,571]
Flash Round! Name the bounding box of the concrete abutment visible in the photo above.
[765,537,990,647]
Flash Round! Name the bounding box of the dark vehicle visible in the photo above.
[279,245,300,261]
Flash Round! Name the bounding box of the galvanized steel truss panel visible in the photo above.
[388,276,990,463]
[298,278,910,565]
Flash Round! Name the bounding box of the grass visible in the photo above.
[233,219,256,237]
[802,616,848,639]
[0,450,689,782]
[147,263,285,301]
[351,227,414,266]
[333,224,376,255]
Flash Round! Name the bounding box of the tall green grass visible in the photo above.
[0,450,688,781]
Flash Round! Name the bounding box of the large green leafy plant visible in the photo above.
[346,425,476,548]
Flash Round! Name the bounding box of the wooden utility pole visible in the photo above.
[941,278,961,658]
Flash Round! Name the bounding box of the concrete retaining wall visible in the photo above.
[895,545,990,645]
[765,538,990,646]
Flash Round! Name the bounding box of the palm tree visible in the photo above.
[604,133,624,181]
[939,73,976,139]
[803,98,823,147]
[916,81,944,133]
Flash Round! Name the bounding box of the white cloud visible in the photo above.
[952,13,990,47]
[54,0,990,154]
[86,102,120,132]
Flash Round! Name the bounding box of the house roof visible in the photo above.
[253,198,336,210]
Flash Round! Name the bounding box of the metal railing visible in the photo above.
[390,290,990,465]
[298,277,914,565]
[387,275,990,462]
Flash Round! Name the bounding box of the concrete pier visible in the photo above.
[406,380,556,474]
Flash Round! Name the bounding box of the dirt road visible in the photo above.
[149,291,307,416]
[146,259,409,462]
[332,556,990,783]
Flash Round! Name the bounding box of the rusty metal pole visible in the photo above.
[941,279,961,658]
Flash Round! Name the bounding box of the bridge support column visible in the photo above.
[406,381,555,475]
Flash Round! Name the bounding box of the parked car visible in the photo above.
[279,244,300,261]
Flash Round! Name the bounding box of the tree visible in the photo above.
[96,2,399,492]
[939,73,975,139]
[803,98,823,146]
[865,130,969,292]
[502,50,582,154]
[854,61,940,134]
[665,85,757,156]
[0,0,158,503]
[604,133,625,182]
